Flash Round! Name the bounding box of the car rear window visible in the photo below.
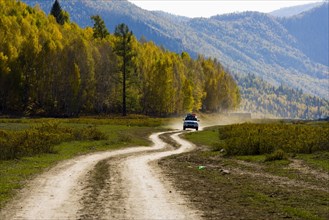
[185,116,197,121]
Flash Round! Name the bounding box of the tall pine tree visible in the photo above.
[114,23,134,116]
[50,0,68,25]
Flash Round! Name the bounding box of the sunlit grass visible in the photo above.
[184,127,219,147]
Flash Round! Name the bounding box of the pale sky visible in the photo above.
[128,0,325,18]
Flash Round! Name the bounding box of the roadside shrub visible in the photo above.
[74,126,108,141]
[118,133,132,143]
[265,149,287,161]
[217,122,329,156]
[0,122,107,160]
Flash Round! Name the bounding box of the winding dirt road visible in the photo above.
[0,131,202,219]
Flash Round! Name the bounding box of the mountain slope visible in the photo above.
[270,2,323,17]
[281,4,329,66]
[187,10,328,97]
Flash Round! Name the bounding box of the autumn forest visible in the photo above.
[0,0,241,117]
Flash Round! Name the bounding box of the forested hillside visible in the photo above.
[197,9,328,98]
[22,0,328,99]
[270,2,323,17]
[281,4,329,66]
[235,74,329,119]
[0,0,240,116]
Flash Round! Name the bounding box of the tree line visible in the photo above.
[235,73,329,119]
[0,0,240,117]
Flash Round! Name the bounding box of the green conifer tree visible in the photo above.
[91,15,109,39]
[50,0,68,25]
[114,23,134,116]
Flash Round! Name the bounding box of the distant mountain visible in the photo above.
[189,11,327,94]
[23,0,328,102]
[281,4,329,66]
[270,2,323,17]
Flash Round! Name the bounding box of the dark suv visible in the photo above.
[183,114,199,131]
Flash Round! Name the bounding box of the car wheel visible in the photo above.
[196,127,198,131]
[183,127,186,130]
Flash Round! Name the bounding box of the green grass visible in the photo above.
[242,189,325,220]
[0,116,166,129]
[0,123,30,131]
[282,206,324,220]
[0,117,167,208]
[235,155,266,163]
[297,152,329,173]
[184,127,219,147]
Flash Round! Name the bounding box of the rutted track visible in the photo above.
[0,131,202,219]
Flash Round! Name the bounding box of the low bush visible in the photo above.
[73,126,108,141]
[0,122,107,160]
[265,149,287,161]
[117,133,133,143]
[216,122,329,156]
